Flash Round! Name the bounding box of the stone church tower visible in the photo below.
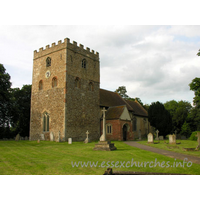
[30,38,100,141]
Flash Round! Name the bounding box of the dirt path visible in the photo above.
[124,141,200,165]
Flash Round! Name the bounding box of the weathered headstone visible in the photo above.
[181,136,186,140]
[15,134,20,141]
[37,139,40,143]
[50,132,54,141]
[169,134,176,144]
[148,133,154,143]
[196,132,200,149]
[40,134,45,140]
[84,130,90,143]
[68,138,72,144]
[25,136,28,140]
[155,130,159,140]
[159,136,164,140]
[57,131,61,142]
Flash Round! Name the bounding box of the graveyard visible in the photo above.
[0,140,200,175]
[138,139,200,157]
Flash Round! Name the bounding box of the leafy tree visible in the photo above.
[189,77,200,130]
[0,64,12,138]
[180,121,191,137]
[10,85,32,137]
[148,101,172,137]
[115,86,129,99]
[197,49,200,56]
[164,100,192,134]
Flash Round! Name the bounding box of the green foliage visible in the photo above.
[189,77,200,107]
[115,86,129,99]
[180,121,191,137]
[189,131,198,141]
[148,101,172,137]
[10,85,32,137]
[164,100,192,133]
[197,49,200,56]
[0,64,12,137]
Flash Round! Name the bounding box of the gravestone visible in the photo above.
[68,138,72,144]
[15,134,20,141]
[181,136,186,140]
[50,132,54,141]
[40,134,45,140]
[57,131,61,142]
[148,133,154,143]
[37,139,40,143]
[169,134,176,144]
[196,132,200,149]
[25,136,28,140]
[155,130,159,140]
[84,130,90,143]
[159,136,164,140]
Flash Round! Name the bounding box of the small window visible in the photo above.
[43,112,49,132]
[82,59,86,68]
[39,80,43,90]
[75,77,80,88]
[89,82,94,91]
[52,77,57,88]
[106,124,112,134]
[46,57,51,67]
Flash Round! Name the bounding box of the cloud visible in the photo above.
[1,25,200,105]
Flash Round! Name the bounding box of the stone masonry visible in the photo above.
[30,38,100,141]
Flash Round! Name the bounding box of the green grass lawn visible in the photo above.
[137,140,200,157]
[0,140,200,175]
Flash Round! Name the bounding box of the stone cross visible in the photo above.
[86,130,89,139]
[156,130,159,140]
[196,132,200,149]
[84,130,90,143]
[100,107,107,141]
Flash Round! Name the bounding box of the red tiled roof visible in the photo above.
[105,105,125,120]
[99,88,148,117]
[125,100,148,117]
[100,89,133,111]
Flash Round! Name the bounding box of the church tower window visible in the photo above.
[75,77,80,88]
[82,59,86,68]
[89,82,94,91]
[52,77,57,88]
[39,80,43,90]
[46,57,51,67]
[43,112,49,132]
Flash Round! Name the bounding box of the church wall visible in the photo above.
[65,40,100,141]
[30,41,67,141]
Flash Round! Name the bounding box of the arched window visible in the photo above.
[75,77,80,88]
[52,77,57,88]
[43,112,49,132]
[82,59,86,69]
[39,80,43,90]
[133,117,137,131]
[46,57,51,67]
[89,82,94,91]
[106,124,112,134]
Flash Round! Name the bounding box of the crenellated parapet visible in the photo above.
[34,38,99,60]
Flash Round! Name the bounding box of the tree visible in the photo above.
[189,77,200,130]
[180,121,191,138]
[0,64,12,138]
[197,49,200,56]
[164,100,192,134]
[148,101,172,137]
[115,86,129,99]
[10,85,32,137]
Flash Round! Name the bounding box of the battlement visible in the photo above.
[34,38,99,59]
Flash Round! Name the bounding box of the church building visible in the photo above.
[29,38,153,142]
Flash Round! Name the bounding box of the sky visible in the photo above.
[1,25,200,105]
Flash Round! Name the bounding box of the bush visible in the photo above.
[189,131,198,141]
